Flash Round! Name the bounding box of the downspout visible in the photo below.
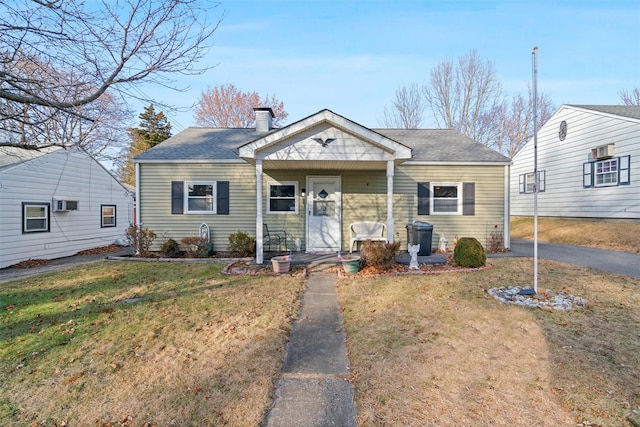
[135,162,140,228]
[504,165,510,249]
[386,161,394,242]
[255,160,264,264]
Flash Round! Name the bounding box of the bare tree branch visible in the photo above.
[0,0,222,111]
[619,88,640,106]
[194,84,288,128]
[422,50,505,143]
[379,83,424,128]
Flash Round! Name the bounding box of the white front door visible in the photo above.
[306,176,341,252]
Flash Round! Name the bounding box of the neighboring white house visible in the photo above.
[511,105,640,220]
[0,145,134,269]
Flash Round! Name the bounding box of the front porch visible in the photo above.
[261,251,448,267]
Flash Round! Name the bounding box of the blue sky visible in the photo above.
[141,0,640,132]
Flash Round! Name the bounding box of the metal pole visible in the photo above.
[532,46,539,294]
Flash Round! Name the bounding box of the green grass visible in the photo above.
[0,261,305,426]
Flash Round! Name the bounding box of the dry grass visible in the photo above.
[511,217,640,253]
[0,261,305,426]
[339,258,640,426]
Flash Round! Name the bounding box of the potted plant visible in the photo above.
[340,255,361,274]
[271,255,291,273]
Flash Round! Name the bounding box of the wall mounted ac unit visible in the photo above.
[591,144,615,160]
[53,199,79,212]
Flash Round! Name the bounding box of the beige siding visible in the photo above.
[262,170,307,250]
[140,163,506,253]
[139,163,257,251]
[394,164,506,249]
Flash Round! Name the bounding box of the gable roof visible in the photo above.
[567,105,640,121]
[0,145,63,171]
[135,109,511,164]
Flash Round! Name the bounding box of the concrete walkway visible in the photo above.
[264,268,358,427]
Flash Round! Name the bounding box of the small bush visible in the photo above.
[126,225,156,258]
[180,236,212,258]
[486,224,504,253]
[161,238,180,257]
[360,240,401,270]
[453,237,486,267]
[228,230,255,257]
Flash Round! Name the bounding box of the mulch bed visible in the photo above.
[10,244,124,269]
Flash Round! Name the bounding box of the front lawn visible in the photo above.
[0,261,305,426]
[339,258,640,426]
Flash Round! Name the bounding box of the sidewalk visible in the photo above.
[264,268,358,427]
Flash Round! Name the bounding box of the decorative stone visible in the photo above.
[487,286,586,310]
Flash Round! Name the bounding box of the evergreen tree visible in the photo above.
[118,105,172,185]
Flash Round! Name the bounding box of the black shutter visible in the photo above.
[538,170,546,192]
[417,182,430,215]
[171,181,184,214]
[463,182,475,216]
[583,163,593,188]
[619,155,631,185]
[217,181,229,215]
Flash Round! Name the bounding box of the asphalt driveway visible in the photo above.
[495,238,640,278]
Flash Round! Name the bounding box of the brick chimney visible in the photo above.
[254,107,275,132]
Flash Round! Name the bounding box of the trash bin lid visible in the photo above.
[412,221,433,229]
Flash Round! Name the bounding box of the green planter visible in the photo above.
[342,257,361,274]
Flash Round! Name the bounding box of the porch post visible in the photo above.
[256,160,264,264]
[386,160,394,243]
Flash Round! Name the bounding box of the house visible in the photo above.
[0,145,134,269]
[134,108,511,263]
[511,105,640,220]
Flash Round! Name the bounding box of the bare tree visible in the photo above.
[492,88,554,158]
[422,50,505,145]
[379,83,425,128]
[194,84,288,128]
[619,88,640,106]
[0,0,221,138]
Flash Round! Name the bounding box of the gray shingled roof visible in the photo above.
[134,128,268,161]
[135,125,510,163]
[569,105,640,120]
[375,129,510,162]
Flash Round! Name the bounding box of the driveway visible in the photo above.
[493,238,640,279]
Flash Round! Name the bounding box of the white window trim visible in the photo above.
[594,158,618,187]
[184,181,217,214]
[430,182,462,215]
[267,181,298,215]
[23,202,50,232]
[101,205,116,228]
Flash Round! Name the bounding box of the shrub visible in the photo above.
[486,224,504,253]
[360,240,401,270]
[228,230,255,257]
[126,225,156,258]
[161,238,180,258]
[453,237,486,267]
[180,236,212,258]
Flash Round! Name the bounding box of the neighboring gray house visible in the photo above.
[0,145,134,269]
[511,105,640,219]
[135,108,511,263]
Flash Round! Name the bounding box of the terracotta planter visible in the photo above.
[342,257,361,274]
[271,256,291,274]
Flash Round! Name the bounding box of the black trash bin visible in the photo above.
[406,221,434,256]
